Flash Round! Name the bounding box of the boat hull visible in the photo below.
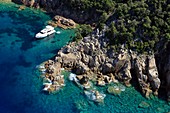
[35,31,56,39]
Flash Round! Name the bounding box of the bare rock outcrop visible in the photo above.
[113,49,132,86]
[48,15,76,29]
[51,25,163,98]
[38,60,65,93]
[133,54,160,98]
[51,30,161,98]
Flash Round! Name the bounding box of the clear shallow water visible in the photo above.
[0,3,170,113]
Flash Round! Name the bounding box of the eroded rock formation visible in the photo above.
[51,30,161,98]
[132,54,160,98]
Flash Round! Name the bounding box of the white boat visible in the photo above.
[35,25,56,39]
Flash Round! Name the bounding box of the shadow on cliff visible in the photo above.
[155,41,170,101]
[130,69,143,95]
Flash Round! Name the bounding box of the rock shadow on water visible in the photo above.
[50,41,56,43]
[49,49,60,59]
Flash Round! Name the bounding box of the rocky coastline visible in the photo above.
[35,26,170,102]
[9,0,170,101]
[52,29,162,98]
[38,60,65,93]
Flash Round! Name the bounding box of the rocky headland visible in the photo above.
[51,29,163,98]
[36,26,170,102]
[10,0,170,101]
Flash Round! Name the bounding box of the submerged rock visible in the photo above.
[107,86,121,96]
[75,100,89,111]
[138,101,150,108]
[107,84,126,96]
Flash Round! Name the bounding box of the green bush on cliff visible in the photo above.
[104,0,170,53]
[69,0,169,53]
[73,32,83,42]
[65,0,115,14]
[78,24,92,37]
[73,24,92,42]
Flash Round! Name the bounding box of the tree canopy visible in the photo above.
[67,0,170,53]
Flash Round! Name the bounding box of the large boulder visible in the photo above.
[59,53,77,69]
[75,61,90,75]
[88,56,95,68]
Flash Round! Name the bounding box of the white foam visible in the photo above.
[69,73,76,81]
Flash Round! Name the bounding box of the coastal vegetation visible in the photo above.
[63,0,115,14]
[73,24,92,42]
[70,0,170,53]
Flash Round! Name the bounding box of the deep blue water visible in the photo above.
[0,3,170,113]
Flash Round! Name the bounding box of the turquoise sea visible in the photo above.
[0,3,169,113]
